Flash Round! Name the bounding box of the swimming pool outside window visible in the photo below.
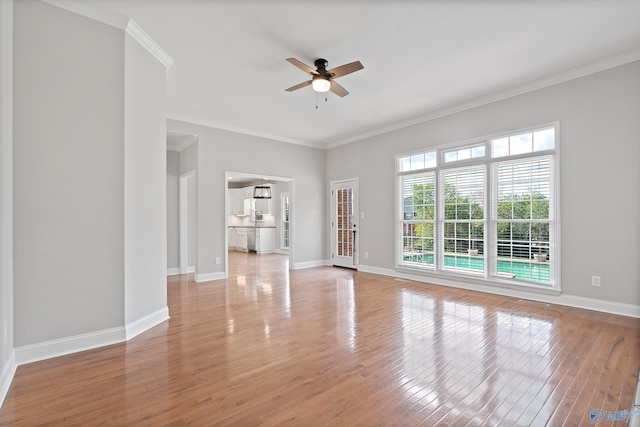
[401,172,436,268]
[441,165,485,275]
[396,124,558,290]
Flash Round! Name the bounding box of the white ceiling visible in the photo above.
[94,1,640,149]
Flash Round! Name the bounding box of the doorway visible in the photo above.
[225,171,295,277]
[331,178,358,269]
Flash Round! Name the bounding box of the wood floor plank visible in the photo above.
[1,251,638,426]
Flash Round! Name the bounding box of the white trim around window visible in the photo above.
[396,122,561,294]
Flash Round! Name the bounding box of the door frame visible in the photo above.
[179,171,196,274]
[224,171,295,278]
[330,178,359,269]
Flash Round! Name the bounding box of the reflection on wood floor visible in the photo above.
[1,251,639,425]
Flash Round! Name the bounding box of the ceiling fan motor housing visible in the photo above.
[314,59,329,74]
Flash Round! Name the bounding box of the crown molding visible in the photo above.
[167,113,321,149]
[324,49,640,149]
[41,1,173,69]
[167,133,198,152]
[41,0,129,29]
[35,2,640,150]
[125,20,174,69]
[172,49,640,151]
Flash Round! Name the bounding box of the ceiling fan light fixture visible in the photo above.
[312,77,331,93]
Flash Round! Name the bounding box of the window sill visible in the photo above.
[394,265,562,297]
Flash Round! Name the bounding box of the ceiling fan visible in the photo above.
[285,58,364,97]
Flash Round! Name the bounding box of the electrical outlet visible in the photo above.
[215,257,221,265]
[364,252,369,259]
[592,276,601,287]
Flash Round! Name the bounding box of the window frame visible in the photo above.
[281,192,290,249]
[395,122,561,293]
[438,164,487,277]
[442,143,486,164]
[400,171,437,270]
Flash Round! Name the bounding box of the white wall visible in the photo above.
[0,0,15,406]
[123,31,168,329]
[180,141,197,174]
[13,0,126,346]
[166,151,180,270]
[167,119,325,278]
[326,61,640,309]
[12,1,171,363]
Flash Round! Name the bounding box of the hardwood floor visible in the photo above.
[1,251,639,426]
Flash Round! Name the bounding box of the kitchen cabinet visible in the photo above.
[255,228,276,253]
[236,227,248,251]
[243,187,254,199]
[247,227,256,251]
[230,185,273,217]
[228,227,237,248]
[230,227,274,253]
[230,189,251,216]
[230,189,243,215]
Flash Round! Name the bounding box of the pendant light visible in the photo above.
[253,180,271,199]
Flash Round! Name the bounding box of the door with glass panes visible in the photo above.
[331,179,358,269]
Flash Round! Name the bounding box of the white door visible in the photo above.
[331,179,358,269]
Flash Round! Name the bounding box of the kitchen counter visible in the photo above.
[228,225,276,228]
[228,226,276,253]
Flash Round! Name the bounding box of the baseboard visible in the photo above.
[167,266,195,276]
[357,265,396,277]
[293,259,330,270]
[125,306,170,340]
[357,264,640,318]
[168,266,196,276]
[15,326,126,366]
[13,306,171,367]
[555,294,640,318]
[274,249,289,255]
[0,351,16,408]
[195,272,226,282]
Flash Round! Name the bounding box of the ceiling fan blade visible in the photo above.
[286,58,319,75]
[327,61,364,79]
[329,80,349,97]
[285,80,312,92]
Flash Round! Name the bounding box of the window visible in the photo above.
[401,173,435,268]
[281,192,290,249]
[443,144,485,163]
[491,127,554,158]
[397,124,558,289]
[492,157,553,283]
[399,150,437,172]
[441,165,485,275]
[336,187,354,257]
